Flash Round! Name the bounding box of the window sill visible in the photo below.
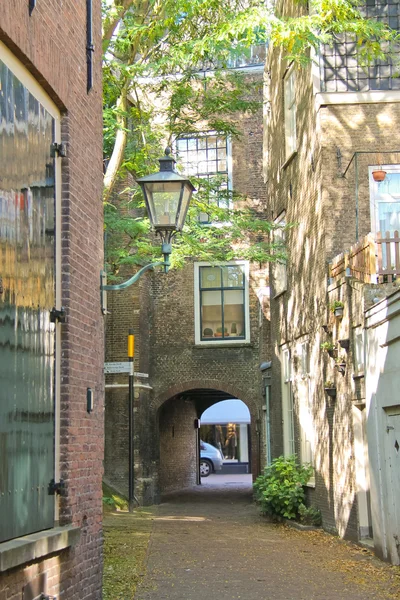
[0,525,81,572]
[352,372,365,380]
[273,289,287,300]
[281,151,297,170]
[193,342,252,349]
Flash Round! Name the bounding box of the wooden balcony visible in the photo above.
[329,232,400,284]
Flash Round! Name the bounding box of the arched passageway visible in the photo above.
[200,399,251,475]
[158,388,256,497]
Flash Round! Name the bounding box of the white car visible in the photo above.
[200,440,223,477]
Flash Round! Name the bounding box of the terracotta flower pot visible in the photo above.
[372,170,386,182]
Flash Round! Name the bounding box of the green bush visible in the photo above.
[298,503,322,526]
[253,455,313,520]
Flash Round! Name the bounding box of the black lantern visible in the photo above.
[137,147,195,245]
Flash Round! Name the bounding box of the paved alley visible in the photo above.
[134,475,400,600]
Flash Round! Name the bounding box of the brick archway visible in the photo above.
[153,378,260,423]
[155,379,261,491]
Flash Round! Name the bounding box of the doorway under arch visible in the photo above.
[200,399,251,475]
[158,388,256,497]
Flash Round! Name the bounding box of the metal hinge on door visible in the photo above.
[50,142,67,157]
[387,426,395,432]
[50,307,66,324]
[48,479,65,496]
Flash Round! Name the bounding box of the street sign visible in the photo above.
[104,362,149,377]
[104,362,132,374]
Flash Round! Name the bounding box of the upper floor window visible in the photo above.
[284,66,297,159]
[176,132,232,222]
[194,262,250,344]
[369,166,400,235]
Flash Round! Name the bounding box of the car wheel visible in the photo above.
[200,458,213,477]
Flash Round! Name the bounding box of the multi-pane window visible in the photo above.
[197,264,246,342]
[284,66,297,159]
[369,167,400,272]
[176,132,231,222]
[370,167,400,234]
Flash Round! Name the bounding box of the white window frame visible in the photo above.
[296,340,315,485]
[272,211,287,297]
[281,347,295,456]
[176,131,233,223]
[284,65,297,159]
[353,325,365,375]
[369,165,400,235]
[0,41,62,526]
[194,260,250,346]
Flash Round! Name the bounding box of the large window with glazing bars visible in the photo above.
[176,132,231,222]
[196,263,249,343]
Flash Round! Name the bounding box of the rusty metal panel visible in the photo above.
[0,59,55,542]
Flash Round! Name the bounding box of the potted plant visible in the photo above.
[330,300,344,318]
[231,322,237,335]
[214,327,228,338]
[334,355,346,374]
[203,328,214,338]
[324,381,337,398]
[320,341,336,357]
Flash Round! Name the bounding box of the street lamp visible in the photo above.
[100,147,195,303]
[137,147,194,271]
[101,148,194,512]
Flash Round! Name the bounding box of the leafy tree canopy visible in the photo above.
[103,0,399,277]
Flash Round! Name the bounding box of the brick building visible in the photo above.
[265,0,400,556]
[104,64,272,504]
[0,1,104,598]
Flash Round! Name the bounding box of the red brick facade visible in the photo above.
[0,1,104,598]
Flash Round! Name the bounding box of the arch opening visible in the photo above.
[158,388,254,497]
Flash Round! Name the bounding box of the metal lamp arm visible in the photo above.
[101,261,167,292]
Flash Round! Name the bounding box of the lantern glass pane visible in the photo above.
[176,183,192,230]
[145,182,182,227]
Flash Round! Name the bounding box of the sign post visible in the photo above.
[127,329,135,512]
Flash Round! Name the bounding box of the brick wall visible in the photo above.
[159,396,198,494]
[265,0,400,542]
[0,1,104,598]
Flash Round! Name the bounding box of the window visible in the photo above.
[296,341,314,473]
[281,348,295,456]
[370,166,400,235]
[284,66,297,159]
[272,212,287,296]
[369,166,400,271]
[0,44,61,543]
[176,132,232,222]
[353,326,365,374]
[194,261,250,344]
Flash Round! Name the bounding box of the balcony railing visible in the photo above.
[329,232,400,284]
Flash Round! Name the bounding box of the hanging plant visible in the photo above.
[320,341,336,357]
[372,169,386,182]
[330,300,344,318]
[324,381,337,398]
